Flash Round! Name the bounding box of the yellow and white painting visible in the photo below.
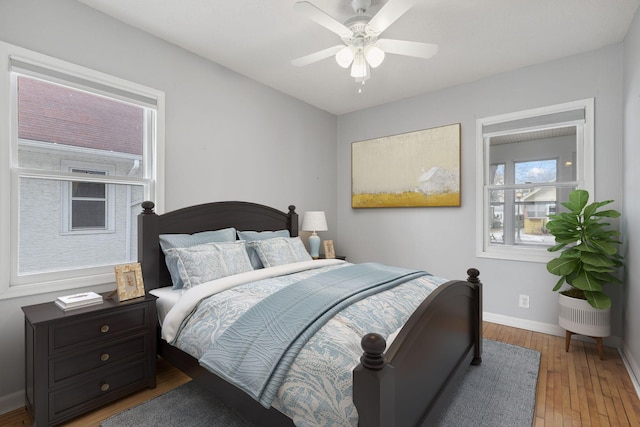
[352,123,460,208]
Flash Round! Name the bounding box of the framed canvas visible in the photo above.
[352,123,461,208]
[323,240,335,259]
[114,262,145,301]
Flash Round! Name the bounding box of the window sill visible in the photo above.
[477,247,555,263]
[0,273,115,300]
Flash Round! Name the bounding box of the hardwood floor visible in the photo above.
[483,322,640,427]
[2,322,639,426]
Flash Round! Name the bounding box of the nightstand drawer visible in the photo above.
[50,335,148,386]
[50,305,148,354]
[49,359,148,422]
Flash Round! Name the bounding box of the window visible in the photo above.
[0,42,165,297]
[70,170,108,230]
[60,161,117,233]
[476,99,594,262]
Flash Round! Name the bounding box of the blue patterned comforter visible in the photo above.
[166,260,447,427]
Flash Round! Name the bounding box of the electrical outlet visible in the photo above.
[519,294,530,309]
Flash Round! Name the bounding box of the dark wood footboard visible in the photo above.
[353,269,482,427]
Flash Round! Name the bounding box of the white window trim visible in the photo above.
[475,98,594,263]
[0,41,165,300]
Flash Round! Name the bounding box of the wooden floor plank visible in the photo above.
[2,322,639,427]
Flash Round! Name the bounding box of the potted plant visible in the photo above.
[546,189,623,343]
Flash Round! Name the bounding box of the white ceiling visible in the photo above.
[78,0,639,115]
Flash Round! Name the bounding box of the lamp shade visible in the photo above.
[364,44,385,68]
[301,211,328,232]
[350,50,368,79]
[336,45,356,68]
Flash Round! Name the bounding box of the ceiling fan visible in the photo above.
[291,0,438,84]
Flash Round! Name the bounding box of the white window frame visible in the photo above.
[475,99,594,262]
[0,42,165,299]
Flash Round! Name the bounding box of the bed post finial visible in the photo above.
[467,268,480,283]
[141,201,155,214]
[360,333,387,370]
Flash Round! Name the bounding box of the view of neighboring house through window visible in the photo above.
[2,47,164,293]
[490,157,559,245]
[476,99,594,262]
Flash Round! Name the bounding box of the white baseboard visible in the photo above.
[483,311,622,347]
[620,343,640,399]
[484,312,565,337]
[0,389,24,416]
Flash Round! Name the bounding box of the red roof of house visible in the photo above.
[17,76,143,156]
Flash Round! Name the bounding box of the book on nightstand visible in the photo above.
[55,291,104,311]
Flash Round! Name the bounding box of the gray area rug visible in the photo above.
[434,339,540,426]
[101,339,540,427]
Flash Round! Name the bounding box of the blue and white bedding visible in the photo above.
[160,259,448,427]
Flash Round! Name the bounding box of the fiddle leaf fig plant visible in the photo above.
[546,189,623,309]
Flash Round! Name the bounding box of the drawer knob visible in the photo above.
[100,325,110,333]
[100,353,110,362]
[100,383,110,392]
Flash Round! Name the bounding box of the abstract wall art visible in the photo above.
[351,123,461,208]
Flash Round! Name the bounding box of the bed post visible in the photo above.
[288,205,299,237]
[352,333,394,427]
[467,268,483,365]
[138,201,160,292]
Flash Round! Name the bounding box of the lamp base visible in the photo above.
[308,233,321,259]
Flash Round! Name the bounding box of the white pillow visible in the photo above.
[165,240,253,290]
[249,237,312,268]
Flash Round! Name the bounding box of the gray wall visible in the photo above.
[0,0,337,412]
[623,6,640,392]
[337,46,624,334]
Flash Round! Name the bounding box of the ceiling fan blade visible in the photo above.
[293,1,353,38]
[376,39,438,59]
[367,0,419,34]
[292,45,345,67]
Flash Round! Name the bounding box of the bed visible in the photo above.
[137,200,482,427]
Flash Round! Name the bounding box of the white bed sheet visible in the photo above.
[149,286,184,324]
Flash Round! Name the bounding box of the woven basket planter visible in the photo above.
[558,293,611,337]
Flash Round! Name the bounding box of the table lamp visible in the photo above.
[301,211,328,259]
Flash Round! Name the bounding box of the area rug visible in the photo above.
[101,339,540,427]
[434,339,540,426]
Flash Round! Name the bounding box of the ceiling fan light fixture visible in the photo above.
[292,0,437,85]
[351,51,370,81]
[336,45,356,68]
[364,44,385,68]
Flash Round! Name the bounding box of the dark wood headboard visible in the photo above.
[137,201,298,291]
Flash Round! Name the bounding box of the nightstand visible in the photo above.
[22,293,157,426]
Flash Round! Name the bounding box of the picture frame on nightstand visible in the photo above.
[323,240,335,259]
[115,262,145,301]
